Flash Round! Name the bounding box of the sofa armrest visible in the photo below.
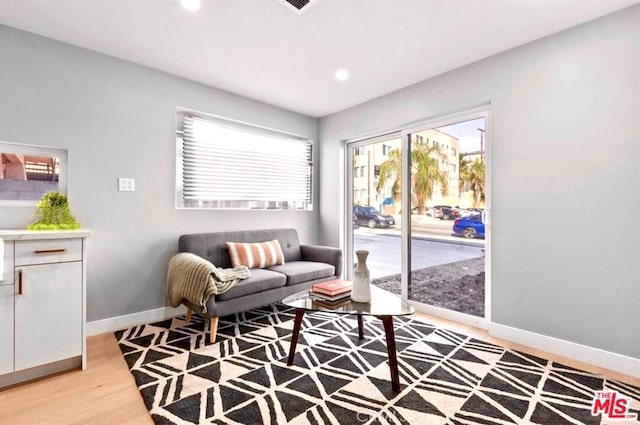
[300,244,343,278]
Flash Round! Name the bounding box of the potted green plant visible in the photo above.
[28,191,80,230]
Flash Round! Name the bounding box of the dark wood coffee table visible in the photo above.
[281,284,415,392]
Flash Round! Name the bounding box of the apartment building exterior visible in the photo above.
[352,129,461,213]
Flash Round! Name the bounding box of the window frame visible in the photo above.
[175,109,314,211]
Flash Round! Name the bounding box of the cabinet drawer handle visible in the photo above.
[34,248,67,254]
[18,270,23,295]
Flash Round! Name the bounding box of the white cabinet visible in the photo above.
[15,261,83,370]
[0,230,90,387]
[0,235,14,375]
[0,285,13,375]
[1,237,13,283]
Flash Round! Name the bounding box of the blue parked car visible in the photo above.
[453,215,485,239]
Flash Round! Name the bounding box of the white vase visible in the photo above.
[351,250,371,303]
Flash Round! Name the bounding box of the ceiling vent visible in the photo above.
[277,0,317,14]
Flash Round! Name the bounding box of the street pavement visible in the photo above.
[353,216,485,279]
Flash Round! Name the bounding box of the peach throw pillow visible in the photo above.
[225,240,285,269]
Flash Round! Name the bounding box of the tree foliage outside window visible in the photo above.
[376,140,448,214]
[459,156,485,207]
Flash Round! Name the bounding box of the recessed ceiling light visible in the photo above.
[335,69,350,81]
[181,0,201,12]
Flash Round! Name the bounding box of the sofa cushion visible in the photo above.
[226,240,285,269]
[216,268,287,301]
[268,261,335,286]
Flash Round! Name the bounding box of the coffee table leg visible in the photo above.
[380,315,400,392]
[287,308,305,366]
[357,315,364,339]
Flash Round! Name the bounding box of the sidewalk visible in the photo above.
[355,225,484,248]
[411,231,484,247]
[354,229,485,279]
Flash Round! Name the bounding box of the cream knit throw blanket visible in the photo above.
[167,252,251,313]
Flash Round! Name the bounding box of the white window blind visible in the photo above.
[176,112,313,210]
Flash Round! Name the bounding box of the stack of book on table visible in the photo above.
[309,280,352,308]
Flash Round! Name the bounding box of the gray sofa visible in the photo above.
[177,228,342,341]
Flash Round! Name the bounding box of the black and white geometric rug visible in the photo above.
[115,304,640,425]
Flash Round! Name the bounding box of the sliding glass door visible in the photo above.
[347,134,404,295]
[406,117,487,322]
[346,110,489,325]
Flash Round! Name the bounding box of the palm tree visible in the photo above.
[376,147,402,204]
[458,154,471,197]
[460,157,485,207]
[411,143,448,213]
[376,142,448,214]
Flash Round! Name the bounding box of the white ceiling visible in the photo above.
[1,0,638,117]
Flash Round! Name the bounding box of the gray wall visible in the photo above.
[0,25,318,322]
[319,5,640,359]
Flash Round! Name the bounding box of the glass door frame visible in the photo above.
[402,107,491,328]
[344,131,402,281]
[343,105,491,328]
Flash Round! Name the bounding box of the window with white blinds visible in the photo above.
[176,111,313,210]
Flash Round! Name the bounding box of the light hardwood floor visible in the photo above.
[0,312,638,425]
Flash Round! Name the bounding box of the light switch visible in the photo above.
[118,178,135,192]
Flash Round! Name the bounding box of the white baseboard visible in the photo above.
[410,300,489,330]
[490,322,640,379]
[87,306,185,336]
